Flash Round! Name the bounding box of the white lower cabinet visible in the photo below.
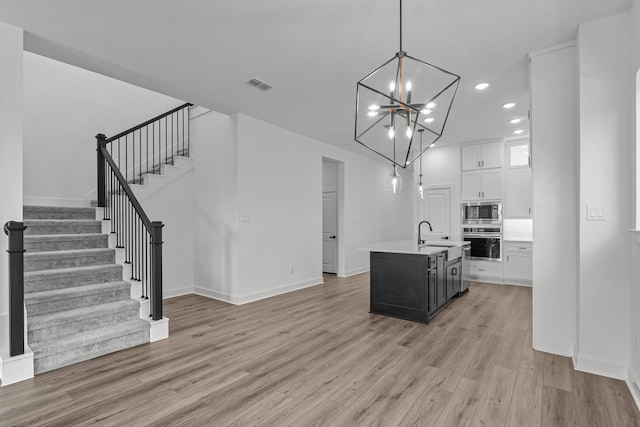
[469,260,503,282]
[503,242,532,285]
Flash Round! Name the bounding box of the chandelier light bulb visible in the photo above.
[417,182,424,199]
[406,127,412,138]
[406,81,412,91]
[389,81,396,92]
[387,166,403,194]
[388,127,395,139]
[424,117,435,123]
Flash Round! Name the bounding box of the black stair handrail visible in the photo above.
[105,103,192,144]
[94,103,192,321]
[4,220,26,356]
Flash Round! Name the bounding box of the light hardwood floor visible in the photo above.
[1,274,639,426]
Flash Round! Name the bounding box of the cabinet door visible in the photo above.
[461,144,482,171]
[504,252,532,282]
[436,255,447,308]
[481,141,502,169]
[446,261,461,298]
[506,168,532,217]
[428,270,437,314]
[462,171,482,201]
[481,170,502,200]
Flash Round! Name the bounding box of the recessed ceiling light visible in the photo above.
[513,129,524,134]
[420,109,432,115]
[424,117,435,123]
[475,83,489,90]
[503,102,516,109]
[367,111,378,117]
[510,118,522,124]
[426,102,437,109]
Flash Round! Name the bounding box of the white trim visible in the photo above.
[629,229,640,244]
[23,196,88,207]
[194,277,325,305]
[163,287,195,299]
[469,276,503,285]
[0,346,34,386]
[530,344,572,358]
[529,40,577,58]
[627,365,640,412]
[573,353,628,380]
[189,105,212,120]
[338,266,369,278]
[147,317,169,342]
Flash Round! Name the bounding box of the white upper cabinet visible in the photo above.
[461,141,502,171]
[506,138,530,168]
[505,168,532,217]
[462,169,502,201]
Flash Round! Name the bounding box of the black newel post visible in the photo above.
[5,221,26,357]
[96,133,107,208]
[150,221,164,320]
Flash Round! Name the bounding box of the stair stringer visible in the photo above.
[96,210,169,342]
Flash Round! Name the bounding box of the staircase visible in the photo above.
[23,205,150,374]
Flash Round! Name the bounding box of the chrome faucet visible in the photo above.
[418,220,433,245]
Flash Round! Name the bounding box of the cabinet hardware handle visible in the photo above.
[529,208,531,214]
[507,255,509,261]
[452,268,457,275]
[478,192,481,198]
[478,160,481,167]
[519,247,527,250]
[478,268,485,271]
[482,191,485,198]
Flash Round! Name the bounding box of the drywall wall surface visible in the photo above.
[235,114,412,302]
[530,43,578,357]
[23,52,181,205]
[0,22,23,355]
[190,109,240,301]
[576,12,631,378]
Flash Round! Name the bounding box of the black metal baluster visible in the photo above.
[146,125,149,176]
[171,112,174,163]
[182,107,186,157]
[165,116,168,165]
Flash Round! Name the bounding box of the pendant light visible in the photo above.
[416,129,424,199]
[354,0,460,171]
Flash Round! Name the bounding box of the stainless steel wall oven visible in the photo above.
[462,227,502,261]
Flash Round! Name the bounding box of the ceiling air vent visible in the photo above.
[245,78,274,91]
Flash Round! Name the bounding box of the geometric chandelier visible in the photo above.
[354,0,460,177]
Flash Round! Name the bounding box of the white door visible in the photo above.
[422,187,450,241]
[322,192,337,273]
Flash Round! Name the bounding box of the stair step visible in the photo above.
[24,233,109,252]
[24,248,115,272]
[23,206,96,220]
[25,281,131,316]
[25,264,123,293]
[24,220,102,236]
[28,299,141,343]
[31,319,150,374]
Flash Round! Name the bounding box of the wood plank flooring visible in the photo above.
[1,274,639,426]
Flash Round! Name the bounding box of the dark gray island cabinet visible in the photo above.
[364,241,464,323]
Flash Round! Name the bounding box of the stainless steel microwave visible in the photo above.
[461,202,502,224]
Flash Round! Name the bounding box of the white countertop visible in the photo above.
[359,240,469,256]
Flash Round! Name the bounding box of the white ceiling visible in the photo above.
[0,0,632,164]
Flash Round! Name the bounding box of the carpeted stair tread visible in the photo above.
[24,264,123,292]
[24,248,115,272]
[24,206,96,220]
[24,219,102,235]
[28,298,140,328]
[24,233,108,252]
[29,319,150,363]
[25,280,130,302]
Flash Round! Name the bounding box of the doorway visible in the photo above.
[322,158,342,275]
[420,186,451,240]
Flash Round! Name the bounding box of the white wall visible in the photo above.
[0,22,23,356]
[576,12,631,378]
[629,0,640,403]
[530,42,578,357]
[138,170,195,298]
[23,52,181,205]
[234,114,413,303]
[190,109,240,301]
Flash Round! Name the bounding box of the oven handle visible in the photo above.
[463,234,502,238]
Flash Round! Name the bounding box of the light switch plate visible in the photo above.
[586,205,606,221]
[239,214,250,223]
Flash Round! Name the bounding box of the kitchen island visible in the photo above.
[360,240,469,323]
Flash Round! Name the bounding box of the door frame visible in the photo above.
[322,157,345,277]
[416,183,454,243]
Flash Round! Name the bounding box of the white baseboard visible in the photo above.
[0,347,34,386]
[23,196,89,208]
[164,287,195,299]
[627,365,640,412]
[338,267,369,278]
[532,344,573,358]
[194,277,324,305]
[147,317,169,342]
[573,353,628,380]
